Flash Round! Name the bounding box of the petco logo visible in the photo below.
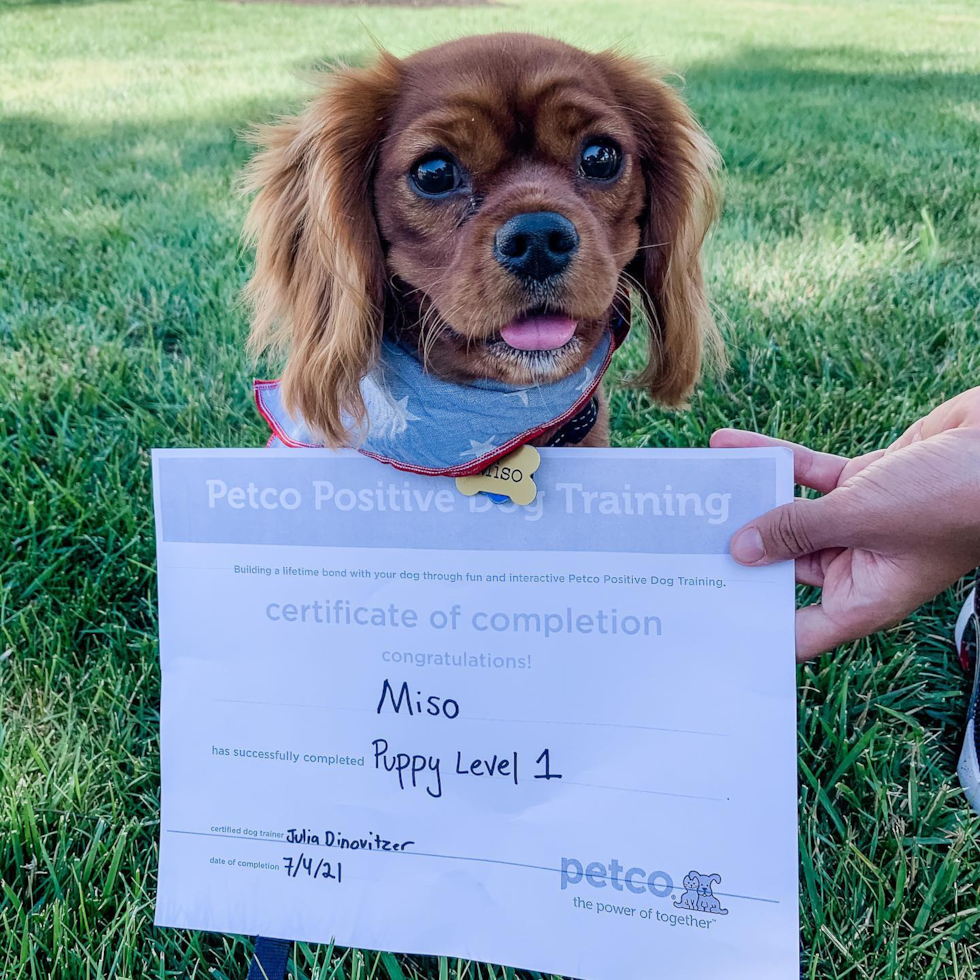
[560,857,674,897]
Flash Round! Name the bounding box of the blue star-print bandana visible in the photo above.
[255,327,620,477]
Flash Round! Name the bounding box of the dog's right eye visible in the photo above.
[410,154,461,196]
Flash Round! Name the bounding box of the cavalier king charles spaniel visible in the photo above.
[244,33,720,461]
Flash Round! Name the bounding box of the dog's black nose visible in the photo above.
[493,212,579,282]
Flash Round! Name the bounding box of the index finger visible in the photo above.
[710,428,850,494]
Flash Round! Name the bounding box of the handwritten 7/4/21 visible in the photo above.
[283,853,342,883]
[373,679,562,799]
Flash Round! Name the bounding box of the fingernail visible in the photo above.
[731,527,765,564]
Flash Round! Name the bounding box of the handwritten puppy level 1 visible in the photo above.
[372,678,562,799]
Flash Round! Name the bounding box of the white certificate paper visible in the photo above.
[152,447,798,980]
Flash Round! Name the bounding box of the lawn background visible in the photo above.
[1,0,979,976]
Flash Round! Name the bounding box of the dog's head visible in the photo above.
[698,874,721,896]
[245,34,720,446]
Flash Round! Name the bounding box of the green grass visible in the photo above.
[1,0,979,975]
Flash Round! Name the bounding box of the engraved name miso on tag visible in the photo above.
[455,445,541,505]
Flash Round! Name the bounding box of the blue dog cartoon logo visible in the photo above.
[674,871,728,915]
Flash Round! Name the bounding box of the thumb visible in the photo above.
[730,494,855,565]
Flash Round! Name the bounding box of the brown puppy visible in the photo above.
[244,33,720,451]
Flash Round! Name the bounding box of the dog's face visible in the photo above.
[244,34,719,446]
[373,36,645,386]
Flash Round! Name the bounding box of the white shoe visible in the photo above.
[955,587,980,814]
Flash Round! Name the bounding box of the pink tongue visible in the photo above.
[499,315,578,351]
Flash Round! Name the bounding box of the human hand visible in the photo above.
[711,387,980,660]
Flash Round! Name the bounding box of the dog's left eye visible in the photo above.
[410,154,461,196]
[579,139,622,180]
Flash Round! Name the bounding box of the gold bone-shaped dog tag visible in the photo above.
[455,444,541,505]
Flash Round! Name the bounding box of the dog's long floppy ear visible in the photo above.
[242,54,401,446]
[598,53,722,406]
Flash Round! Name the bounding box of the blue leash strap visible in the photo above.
[247,937,290,980]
